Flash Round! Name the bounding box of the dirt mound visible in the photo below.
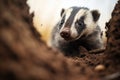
[0,0,120,80]
[105,0,120,64]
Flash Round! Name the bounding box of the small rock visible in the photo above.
[95,64,105,72]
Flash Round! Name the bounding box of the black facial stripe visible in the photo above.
[59,15,66,29]
[75,15,86,34]
[64,7,81,28]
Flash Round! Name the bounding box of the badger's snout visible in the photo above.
[60,28,71,39]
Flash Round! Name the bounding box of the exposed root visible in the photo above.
[89,48,105,54]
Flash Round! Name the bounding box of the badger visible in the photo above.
[51,7,104,56]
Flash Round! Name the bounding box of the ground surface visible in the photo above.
[0,0,120,80]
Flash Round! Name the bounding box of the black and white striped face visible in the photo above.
[59,7,100,41]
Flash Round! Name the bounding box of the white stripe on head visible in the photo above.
[84,11,98,35]
[60,8,73,32]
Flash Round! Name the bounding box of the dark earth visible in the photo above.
[0,0,120,80]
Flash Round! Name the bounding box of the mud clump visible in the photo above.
[0,0,120,80]
[106,0,120,60]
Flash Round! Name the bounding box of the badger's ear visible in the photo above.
[91,10,100,22]
[61,8,65,17]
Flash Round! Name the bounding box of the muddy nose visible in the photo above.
[60,28,70,39]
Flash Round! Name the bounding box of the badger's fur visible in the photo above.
[51,7,104,56]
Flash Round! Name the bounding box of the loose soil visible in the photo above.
[0,0,120,80]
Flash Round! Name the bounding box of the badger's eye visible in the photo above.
[76,20,84,26]
[78,22,82,26]
[59,19,64,29]
[60,19,64,25]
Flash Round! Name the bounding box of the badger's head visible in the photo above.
[59,7,100,41]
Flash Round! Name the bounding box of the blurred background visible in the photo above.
[27,0,117,46]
